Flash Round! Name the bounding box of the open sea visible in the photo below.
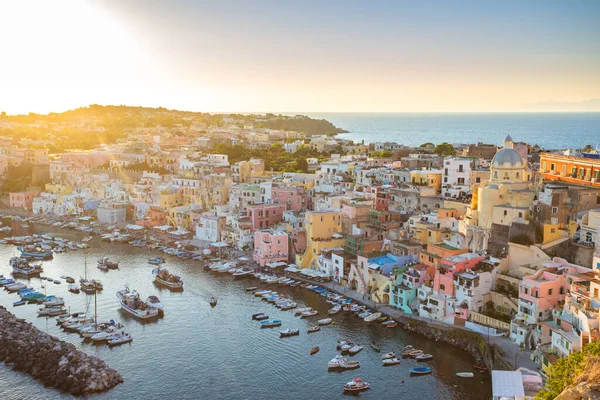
[0,221,492,400]
[304,112,600,149]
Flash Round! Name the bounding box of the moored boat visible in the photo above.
[456,372,474,378]
[416,353,433,362]
[364,312,382,322]
[370,341,381,352]
[410,367,431,375]
[381,352,396,360]
[260,319,282,328]
[68,284,80,294]
[307,326,320,333]
[348,344,364,355]
[328,354,360,370]
[148,257,165,265]
[209,297,218,307]
[343,378,369,392]
[108,332,133,347]
[310,346,319,355]
[382,358,400,366]
[301,310,318,318]
[318,318,332,326]
[279,329,300,338]
[328,305,341,315]
[116,286,160,320]
[152,267,184,290]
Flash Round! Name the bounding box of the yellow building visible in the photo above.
[296,211,345,269]
[45,183,73,195]
[410,169,442,193]
[159,191,182,210]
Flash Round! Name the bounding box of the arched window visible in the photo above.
[494,171,498,179]
[516,172,520,179]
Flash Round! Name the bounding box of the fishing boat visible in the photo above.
[328,355,360,370]
[42,296,65,307]
[456,372,474,378]
[209,297,218,307]
[0,278,15,287]
[381,352,396,360]
[382,358,400,366]
[260,319,282,328]
[148,257,165,265]
[348,344,364,355]
[294,307,313,316]
[68,284,80,294]
[318,318,333,326]
[328,305,341,315]
[364,312,382,322]
[146,295,164,315]
[5,283,27,292]
[301,310,318,318]
[10,257,43,277]
[410,367,432,375]
[97,256,119,270]
[17,246,53,260]
[416,353,434,362]
[307,326,320,333]
[343,378,369,392]
[310,347,319,355]
[370,341,381,352]
[152,267,184,290]
[280,329,300,338]
[116,286,160,320]
[108,332,133,347]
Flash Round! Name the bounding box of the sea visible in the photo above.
[304,112,600,149]
[0,221,492,400]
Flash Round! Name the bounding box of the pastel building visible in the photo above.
[271,186,308,211]
[253,230,289,266]
[246,203,287,230]
[296,210,344,269]
[9,191,39,210]
[391,263,429,314]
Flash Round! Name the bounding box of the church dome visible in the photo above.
[491,148,523,168]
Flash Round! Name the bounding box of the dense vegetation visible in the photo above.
[536,341,600,400]
[0,163,49,193]
[254,114,346,135]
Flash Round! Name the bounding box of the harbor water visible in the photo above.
[0,221,492,399]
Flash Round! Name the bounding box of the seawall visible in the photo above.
[0,306,123,396]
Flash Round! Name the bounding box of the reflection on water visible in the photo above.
[0,223,491,399]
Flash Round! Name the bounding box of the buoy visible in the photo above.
[401,379,404,384]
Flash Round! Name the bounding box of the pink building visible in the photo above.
[253,230,289,266]
[518,267,568,324]
[58,152,110,168]
[272,186,308,211]
[433,252,485,296]
[246,203,287,230]
[9,191,39,210]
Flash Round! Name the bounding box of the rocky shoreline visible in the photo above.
[0,306,123,396]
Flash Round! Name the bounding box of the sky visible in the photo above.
[0,0,599,114]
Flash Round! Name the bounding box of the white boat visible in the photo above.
[348,344,364,355]
[294,307,313,316]
[152,267,184,290]
[364,312,382,322]
[344,377,369,392]
[38,307,66,316]
[146,295,164,314]
[415,353,434,361]
[108,332,133,346]
[266,276,279,284]
[5,283,27,292]
[116,286,160,320]
[328,354,360,370]
[254,290,272,297]
[456,372,474,378]
[91,330,120,342]
[81,323,119,338]
[381,352,396,360]
[42,296,65,307]
[382,358,400,366]
[301,310,318,318]
[328,305,341,315]
[318,318,332,326]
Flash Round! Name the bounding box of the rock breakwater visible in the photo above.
[0,306,123,395]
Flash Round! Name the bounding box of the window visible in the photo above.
[518,212,523,218]
[552,207,558,214]
[476,177,481,183]
[444,168,448,176]
[440,284,445,290]
[504,210,508,216]
[542,161,547,171]
[548,288,553,295]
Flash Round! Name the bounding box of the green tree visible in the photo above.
[420,142,434,148]
[582,144,594,153]
[294,158,309,172]
[434,142,456,156]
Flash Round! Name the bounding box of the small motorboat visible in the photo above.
[456,372,474,378]
[328,305,341,315]
[307,326,320,333]
[209,297,218,307]
[343,377,370,392]
[108,333,133,347]
[473,364,488,372]
[370,341,381,352]
[364,312,381,322]
[255,314,269,321]
[53,280,61,284]
[13,300,26,307]
[381,352,396,360]
[310,347,319,355]
[385,321,398,328]
[410,367,431,375]
[348,344,363,355]
[416,353,433,362]
[328,355,360,370]
[318,318,332,326]
[65,277,75,283]
[260,319,282,328]
[382,358,400,366]
[245,287,257,292]
[252,312,266,320]
[68,284,80,294]
[300,310,318,318]
[148,257,165,265]
[280,329,300,338]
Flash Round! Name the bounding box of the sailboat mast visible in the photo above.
[94,289,97,326]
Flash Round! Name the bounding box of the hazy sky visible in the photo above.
[1,0,599,114]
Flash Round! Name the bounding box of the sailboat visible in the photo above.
[80,254,99,294]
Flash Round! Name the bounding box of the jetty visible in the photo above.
[0,306,123,395]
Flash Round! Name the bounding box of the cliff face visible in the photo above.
[554,357,600,400]
[0,306,123,396]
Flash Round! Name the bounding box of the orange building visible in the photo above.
[539,153,600,187]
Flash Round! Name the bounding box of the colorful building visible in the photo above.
[253,230,289,266]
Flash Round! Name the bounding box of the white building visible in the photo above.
[442,157,472,199]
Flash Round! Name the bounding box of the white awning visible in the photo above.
[211,242,229,248]
[126,224,144,231]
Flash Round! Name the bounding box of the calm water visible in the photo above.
[304,112,600,149]
[0,222,491,400]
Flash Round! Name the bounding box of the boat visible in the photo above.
[260,319,282,328]
[42,296,65,307]
[152,267,184,290]
[381,352,396,360]
[65,277,75,283]
[456,372,474,378]
[301,310,318,318]
[280,329,300,338]
[252,312,266,320]
[68,284,80,294]
[53,280,61,284]
[254,290,272,297]
[294,307,313,316]
[403,349,423,358]
[97,256,119,270]
[310,347,319,355]
[382,358,400,366]
[245,287,257,292]
[38,307,67,317]
[209,297,218,307]
[385,321,398,328]
[307,326,320,333]
[13,300,26,307]
[10,257,43,277]
[348,344,364,355]
[328,305,341,315]
[416,353,434,362]
[80,258,100,294]
[370,341,381,352]
[5,283,27,292]
[148,257,165,265]
[108,332,133,347]
[328,355,360,370]
[410,367,432,375]
[381,320,396,326]
[116,286,160,320]
[255,314,269,321]
[146,296,164,315]
[17,246,53,260]
[377,315,388,323]
[364,312,382,322]
[343,378,369,392]
[473,364,488,372]
[0,278,15,287]
[318,318,333,326]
